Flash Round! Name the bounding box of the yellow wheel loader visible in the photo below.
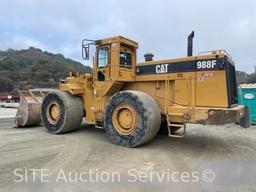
[16,31,250,147]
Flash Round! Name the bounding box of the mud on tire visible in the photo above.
[104,90,161,147]
[41,90,84,134]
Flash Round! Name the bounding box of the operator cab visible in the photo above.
[82,36,138,82]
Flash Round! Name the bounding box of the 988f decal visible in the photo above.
[196,60,217,70]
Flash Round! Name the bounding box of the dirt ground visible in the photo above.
[0,108,256,192]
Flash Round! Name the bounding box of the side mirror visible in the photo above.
[82,39,101,60]
[82,44,90,60]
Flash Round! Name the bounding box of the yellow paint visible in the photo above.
[59,35,241,127]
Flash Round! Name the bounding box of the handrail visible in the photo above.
[186,76,193,118]
[164,75,170,114]
[198,50,232,59]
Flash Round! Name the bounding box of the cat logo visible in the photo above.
[156,64,169,73]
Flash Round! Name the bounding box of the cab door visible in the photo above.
[93,45,111,125]
[95,45,110,81]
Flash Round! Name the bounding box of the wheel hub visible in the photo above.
[112,104,137,135]
[46,102,61,124]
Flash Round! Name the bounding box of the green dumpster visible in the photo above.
[238,84,256,124]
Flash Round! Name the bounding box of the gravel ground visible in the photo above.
[0,108,18,119]
[0,108,256,191]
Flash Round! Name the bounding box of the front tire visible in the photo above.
[104,90,161,147]
[41,90,84,134]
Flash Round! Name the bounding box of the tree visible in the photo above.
[0,76,14,92]
[247,75,256,84]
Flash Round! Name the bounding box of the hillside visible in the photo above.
[236,71,256,84]
[0,47,91,92]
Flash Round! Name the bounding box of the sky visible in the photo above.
[0,0,256,72]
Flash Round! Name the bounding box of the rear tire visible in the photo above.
[41,90,84,134]
[104,90,161,147]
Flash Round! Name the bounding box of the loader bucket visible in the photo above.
[15,89,51,127]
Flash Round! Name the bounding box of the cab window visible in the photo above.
[120,52,132,69]
[97,47,109,67]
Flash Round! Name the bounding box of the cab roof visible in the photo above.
[99,36,138,48]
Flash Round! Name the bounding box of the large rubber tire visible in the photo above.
[41,90,84,134]
[104,90,161,147]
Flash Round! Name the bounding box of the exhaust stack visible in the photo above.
[144,53,154,62]
[187,31,194,57]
